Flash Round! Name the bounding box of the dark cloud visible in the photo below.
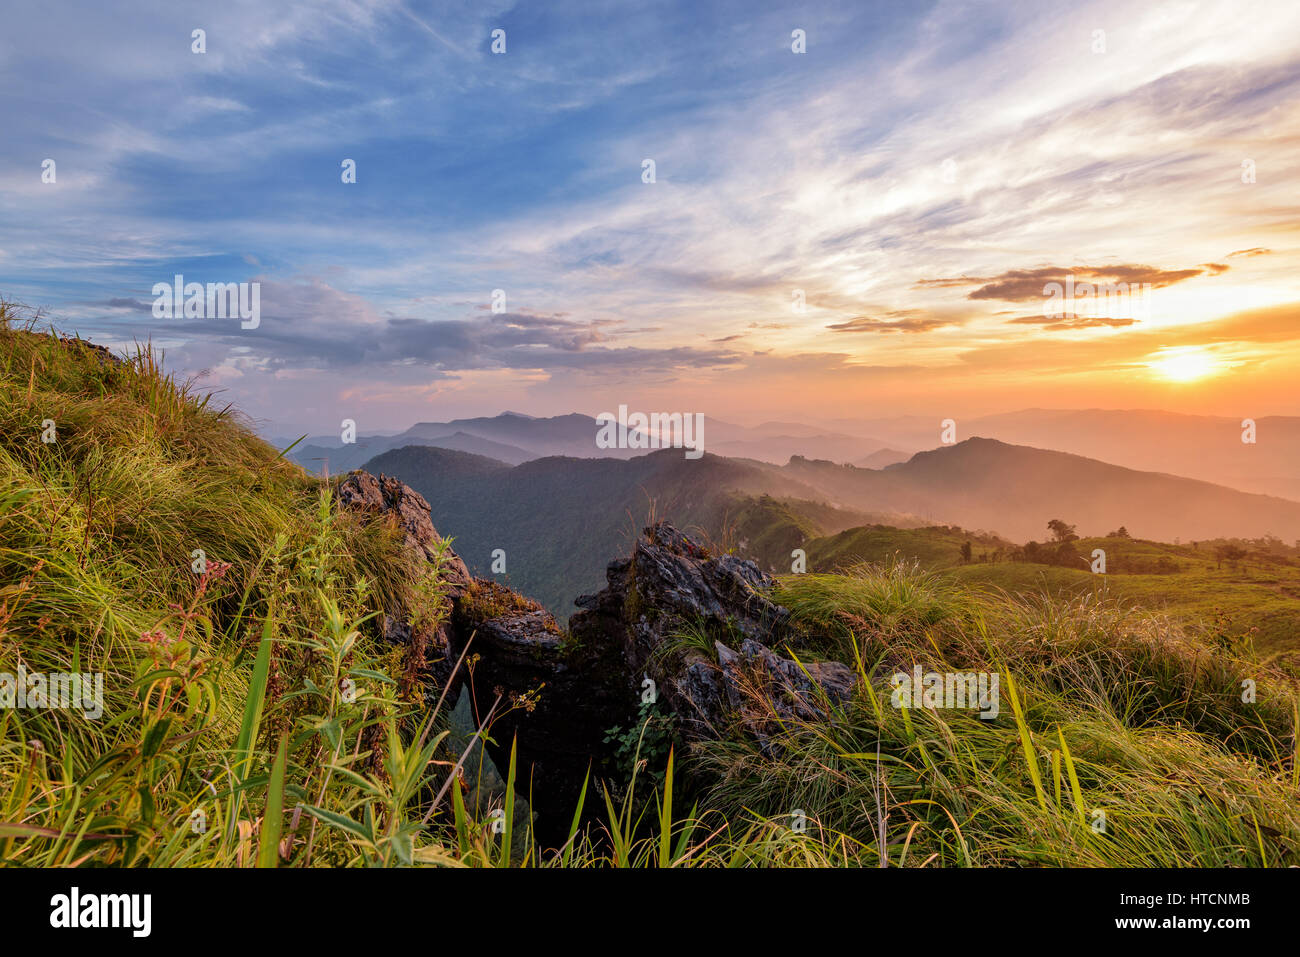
[101,297,153,312]
[916,264,1221,302]
[480,312,619,350]
[1007,314,1140,330]
[79,280,744,377]
[827,314,954,333]
[284,312,738,372]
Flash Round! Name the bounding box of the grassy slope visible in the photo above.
[716,493,883,573]
[0,319,450,865]
[807,525,1300,661]
[3,312,1298,867]
[949,541,1300,661]
[809,523,1014,570]
[726,565,1300,866]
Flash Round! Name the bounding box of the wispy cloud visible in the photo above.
[2,0,1299,429]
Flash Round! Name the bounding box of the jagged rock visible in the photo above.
[335,470,473,689]
[334,471,629,828]
[444,579,631,829]
[617,522,791,649]
[569,520,829,740]
[57,336,122,367]
[334,476,854,832]
[674,653,731,729]
[716,638,855,750]
[336,470,470,578]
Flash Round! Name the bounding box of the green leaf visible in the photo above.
[561,768,590,868]
[229,612,275,841]
[658,746,674,868]
[302,804,374,846]
[142,717,173,758]
[257,733,289,868]
[498,736,518,868]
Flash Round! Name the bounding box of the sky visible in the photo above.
[2,0,1299,436]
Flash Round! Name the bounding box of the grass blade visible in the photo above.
[1005,672,1047,811]
[256,733,288,868]
[228,612,275,840]
[658,746,675,868]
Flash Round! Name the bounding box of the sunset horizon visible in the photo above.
[4,0,1299,433]
[4,0,1300,906]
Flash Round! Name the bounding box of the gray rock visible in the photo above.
[570,521,852,745]
[335,478,856,831]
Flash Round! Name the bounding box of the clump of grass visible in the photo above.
[689,560,1300,866]
[459,579,545,622]
[774,557,966,660]
[4,304,1297,868]
[0,316,448,865]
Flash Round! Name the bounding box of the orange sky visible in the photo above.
[9,0,1300,433]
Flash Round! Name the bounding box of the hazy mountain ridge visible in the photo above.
[284,411,896,474]
[779,437,1300,542]
[831,408,1300,500]
[361,435,1300,613]
[283,407,1298,500]
[362,445,881,611]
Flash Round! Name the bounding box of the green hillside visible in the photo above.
[950,561,1300,663]
[364,445,872,612]
[779,440,1300,543]
[808,523,1014,571]
[804,525,1300,662]
[5,317,1299,869]
[0,322,436,866]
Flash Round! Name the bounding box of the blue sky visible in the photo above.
[3,0,1299,434]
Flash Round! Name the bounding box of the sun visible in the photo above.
[1146,346,1221,382]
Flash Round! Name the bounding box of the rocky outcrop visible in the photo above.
[716,639,856,751]
[441,577,630,825]
[57,336,123,367]
[570,521,854,744]
[335,470,472,691]
[336,470,470,576]
[335,470,856,832]
[335,471,629,825]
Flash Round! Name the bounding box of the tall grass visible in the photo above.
[3,307,1296,868]
[0,317,442,866]
[690,567,1300,866]
[0,315,851,868]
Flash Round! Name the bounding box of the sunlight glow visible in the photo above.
[1146,346,1221,382]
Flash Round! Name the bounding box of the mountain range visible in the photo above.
[280,408,1300,502]
[829,409,1300,501]
[359,444,889,611]
[362,435,1300,613]
[282,412,899,474]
